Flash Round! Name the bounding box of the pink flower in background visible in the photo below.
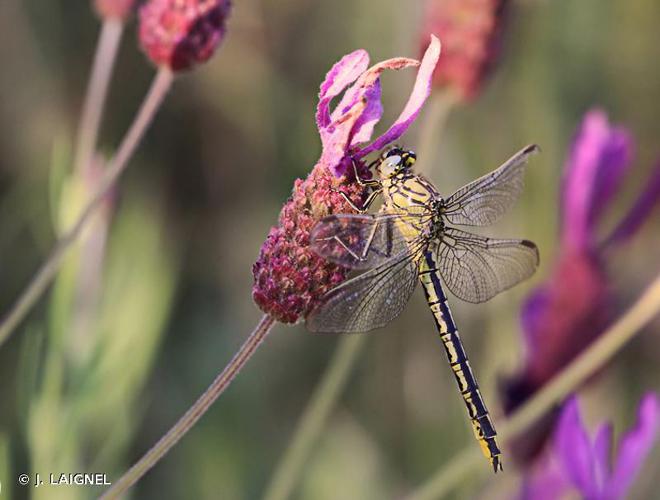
[521,394,660,500]
[421,0,509,100]
[502,110,660,461]
[139,0,232,71]
[252,37,441,323]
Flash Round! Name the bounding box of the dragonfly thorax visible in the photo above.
[308,143,541,475]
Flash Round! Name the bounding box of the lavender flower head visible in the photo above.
[252,37,442,323]
[421,0,510,100]
[139,0,231,71]
[522,394,660,500]
[502,110,660,460]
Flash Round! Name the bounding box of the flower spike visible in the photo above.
[253,38,442,323]
[139,0,231,71]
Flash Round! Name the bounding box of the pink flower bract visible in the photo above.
[252,38,441,323]
[139,0,231,71]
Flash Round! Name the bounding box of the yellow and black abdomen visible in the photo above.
[381,171,502,471]
[418,252,503,472]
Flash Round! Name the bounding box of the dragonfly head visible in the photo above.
[376,146,417,178]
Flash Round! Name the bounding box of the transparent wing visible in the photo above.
[442,144,540,226]
[433,227,539,303]
[310,212,432,270]
[306,240,426,333]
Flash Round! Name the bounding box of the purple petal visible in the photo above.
[604,160,660,247]
[320,57,419,177]
[561,110,634,250]
[318,98,368,177]
[606,393,660,499]
[348,79,383,145]
[555,397,599,497]
[354,35,442,159]
[520,286,551,356]
[561,110,608,244]
[520,456,571,500]
[316,49,370,130]
[593,423,613,492]
[333,57,419,146]
[588,128,633,225]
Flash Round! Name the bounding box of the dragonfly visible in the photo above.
[306,144,540,472]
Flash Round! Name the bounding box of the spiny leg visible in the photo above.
[352,156,382,187]
[332,156,384,212]
[316,217,387,264]
[318,235,362,262]
[360,218,380,260]
[334,188,383,213]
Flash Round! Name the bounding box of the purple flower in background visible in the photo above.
[561,110,633,251]
[502,110,660,460]
[252,37,441,323]
[521,393,660,500]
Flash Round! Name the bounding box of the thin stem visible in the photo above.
[259,91,459,500]
[0,67,175,348]
[101,314,277,499]
[262,334,368,500]
[405,271,660,500]
[73,18,124,175]
[415,90,457,176]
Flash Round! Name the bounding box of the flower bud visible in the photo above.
[422,0,509,100]
[139,0,231,71]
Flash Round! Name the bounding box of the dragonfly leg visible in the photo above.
[360,218,381,260]
[351,157,382,188]
[334,188,383,213]
[319,235,362,262]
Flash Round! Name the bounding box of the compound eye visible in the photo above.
[380,155,401,176]
[385,155,402,167]
[381,146,396,158]
[405,151,417,167]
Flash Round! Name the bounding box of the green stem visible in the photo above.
[73,18,124,175]
[262,334,368,500]
[404,271,660,500]
[415,90,457,177]
[0,67,174,348]
[261,89,459,500]
[101,314,276,499]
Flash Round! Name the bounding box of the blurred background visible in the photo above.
[0,0,659,498]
